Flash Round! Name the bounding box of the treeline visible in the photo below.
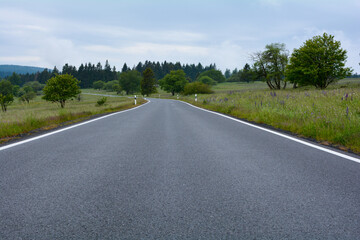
[5,60,218,89]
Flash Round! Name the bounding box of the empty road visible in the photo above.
[1,98,360,239]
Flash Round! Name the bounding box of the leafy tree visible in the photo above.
[24,81,44,93]
[198,76,217,85]
[252,43,289,89]
[104,80,119,92]
[42,74,81,108]
[141,68,157,96]
[197,69,226,83]
[119,70,141,95]
[0,79,14,112]
[183,82,213,95]
[286,33,352,89]
[93,80,105,90]
[159,70,188,96]
[19,86,36,103]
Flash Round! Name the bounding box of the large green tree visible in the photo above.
[0,79,14,112]
[286,33,352,89]
[252,43,289,89]
[159,70,188,96]
[119,70,141,95]
[141,68,157,96]
[42,74,81,108]
[197,69,225,83]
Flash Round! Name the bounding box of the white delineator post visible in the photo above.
[177,94,179,100]
[134,95,137,105]
[195,94,197,102]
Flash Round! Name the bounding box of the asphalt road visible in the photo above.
[1,98,360,239]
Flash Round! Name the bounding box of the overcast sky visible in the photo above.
[0,0,359,72]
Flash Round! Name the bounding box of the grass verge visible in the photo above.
[174,80,360,154]
[0,93,146,143]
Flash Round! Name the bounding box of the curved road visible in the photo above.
[1,99,359,239]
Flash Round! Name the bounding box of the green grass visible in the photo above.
[0,92,146,142]
[172,79,360,153]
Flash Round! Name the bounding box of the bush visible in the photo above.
[96,97,107,106]
[198,76,217,86]
[183,82,213,95]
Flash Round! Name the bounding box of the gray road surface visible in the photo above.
[0,98,359,239]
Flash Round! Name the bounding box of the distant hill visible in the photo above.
[0,65,46,78]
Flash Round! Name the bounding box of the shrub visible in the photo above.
[96,97,107,106]
[183,82,213,95]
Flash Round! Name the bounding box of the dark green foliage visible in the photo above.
[252,43,289,89]
[119,70,142,95]
[8,72,21,86]
[224,69,231,79]
[159,70,188,96]
[286,33,353,89]
[198,76,217,85]
[42,74,81,108]
[93,80,105,90]
[183,82,213,95]
[96,97,107,106]
[197,69,226,83]
[239,63,255,83]
[0,79,14,112]
[141,68,157,96]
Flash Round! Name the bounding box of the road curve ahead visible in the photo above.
[1,98,359,239]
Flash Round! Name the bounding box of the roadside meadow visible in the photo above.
[0,93,145,143]
[161,79,360,154]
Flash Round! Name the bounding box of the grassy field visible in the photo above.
[0,92,145,143]
[171,79,360,153]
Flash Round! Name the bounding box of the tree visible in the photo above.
[198,76,217,85]
[93,80,105,90]
[252,43,289,89]
[224,69,231,79]
[8,72,21,86]
[119,70,141,95]
[159,70,188,96]
[239,63,254,83]
[19,86,36,103]
[0,79,14,112]
[197,69,226,83]
[141,68,157,96]
[286,33,352,89]
[42,74,81,108]
[183,82,213,95]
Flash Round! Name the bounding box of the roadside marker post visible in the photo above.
[195,94,197,102]
[134,95,137,105]
[177,94,179,99]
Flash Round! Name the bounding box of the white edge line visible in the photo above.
[0,100,151,151]
[178,100,360,164]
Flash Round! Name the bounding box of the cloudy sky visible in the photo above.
[0,0,359,72]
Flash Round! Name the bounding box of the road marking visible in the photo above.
[180,101,360,164]
[0,100,151,151]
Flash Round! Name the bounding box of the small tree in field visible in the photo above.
[286,33,352,89]
[42,74,81,108]
[0,79,14,112]
[252,43,289,89]
[159,70,188,96]
[141,68,157,96]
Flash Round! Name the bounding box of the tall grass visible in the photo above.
[0,93,145,142]
[180,81,360,153]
